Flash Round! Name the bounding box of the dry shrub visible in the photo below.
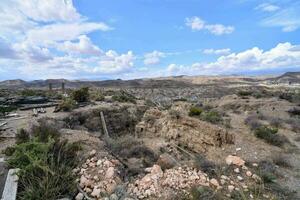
[244,114,262,130]
[272,154,292,168]
[193,154,217,177]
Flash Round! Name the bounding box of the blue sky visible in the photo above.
[0,0,300,80]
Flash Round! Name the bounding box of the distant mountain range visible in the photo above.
[0,72,299,89]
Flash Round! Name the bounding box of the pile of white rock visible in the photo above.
[127,165,211,199]
[74,150,123,200]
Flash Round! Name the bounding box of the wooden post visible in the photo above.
[100,111,109,138]
[61,82,65,93]
[49,83,52,91]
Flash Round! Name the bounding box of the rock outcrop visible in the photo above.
[135,107,234,153]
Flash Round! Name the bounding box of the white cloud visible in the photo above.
[57,35,102,55]
[167,42,300,76]
[203,48,231,55]
[185,17,234,35]
[16,0,81,22]
[25,22,111,46]
[17,50,136,79]
[144,51,165,65]
[205,24,234,35]
[0,38,18,59]
[260,2,300,32]
[94,51,135,74]
[256,3,280,12]
[0,0,135,79]
[185,17,205,30]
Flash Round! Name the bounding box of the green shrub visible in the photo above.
[0,105,17,116]
[89,90,105,101]
[58,97,76,111]
[20,89,46,97]
[238,90,253,96]
[279,91,300,104]
[252,92,263,99]
[200,111,222,124]
[7,125,81,200]
[254,126,288,147]
[3,146,16,156]
[71,87,89,102]
[189,107,203,116]
[112,90,136,103]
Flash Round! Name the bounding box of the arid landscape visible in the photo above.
[0,72,299,200]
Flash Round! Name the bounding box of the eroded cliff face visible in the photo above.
[136,104,234,153]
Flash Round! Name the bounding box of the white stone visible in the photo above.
[75,193,84,200]
[210,178,219,187]
[237,176,244,181]
[234,168,240,173]
[105,167,115,179]
[89,149,96,157]
[91,188,101,198]
[228,185,235,193]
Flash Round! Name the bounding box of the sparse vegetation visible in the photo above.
[189,107,203,116]
[89,90,105,101]
[200,110,223,124]
[0,105,17,116]
[105,135,158,171]
[193,154,217,176]
[20,89,47,97]
[169,109,182,119]
[71,87,89,102]
[16,128,30,144]
[58,97,76,111]
[254,126,288,147]
[112,90,137,103]
[189,106,223,124]
[5,120,81,200]
[245,114,262,130]
[237,90,253,97]
[272,154,292,168]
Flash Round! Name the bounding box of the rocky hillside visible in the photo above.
[266,72,300,84]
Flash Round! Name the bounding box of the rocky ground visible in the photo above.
[0,77,300,199]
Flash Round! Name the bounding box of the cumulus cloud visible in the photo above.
[16,0,81,22]
[167,42,300,76]
[0,0,139,79]
[256,3,280,12]
[203,48,231,55]
[57,35,102,55]
[144,51,165,65]
[94,51,135,74]
[185,17,234,35]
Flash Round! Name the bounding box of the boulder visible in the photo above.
[225,155,245,166]
[105,167,115,179]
